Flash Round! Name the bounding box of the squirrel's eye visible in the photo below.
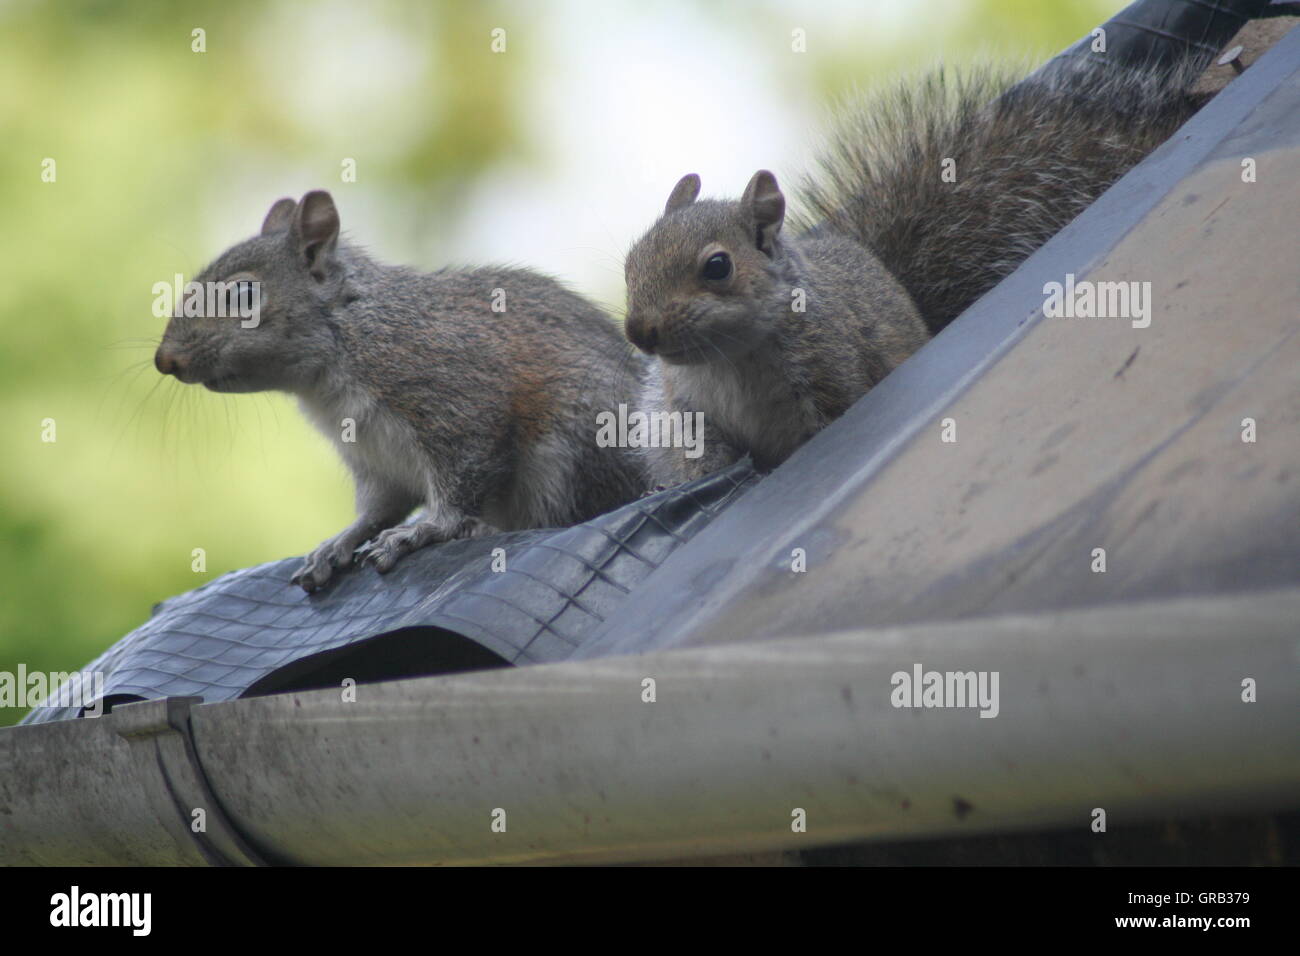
[701,252,732,281]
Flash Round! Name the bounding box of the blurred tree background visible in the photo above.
[0,0,1123,724]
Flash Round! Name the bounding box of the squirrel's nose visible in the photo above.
[625,315,659,354]
[155,346,189,377]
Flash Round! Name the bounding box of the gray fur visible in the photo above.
[625,58,1207,487]
[157,191,647,591]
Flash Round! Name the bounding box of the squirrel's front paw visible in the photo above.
[292,537,360,593]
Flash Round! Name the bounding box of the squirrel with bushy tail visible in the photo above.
[622,18,1248,487]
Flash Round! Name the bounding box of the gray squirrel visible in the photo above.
[156,191,646,591]
[622,54,1216,487]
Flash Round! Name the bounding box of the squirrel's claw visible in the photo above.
[295,534,366,593]
[291,563,328,594]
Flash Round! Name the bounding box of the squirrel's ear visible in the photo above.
[291,191,340,278]
[664,174,701,215]
[261,198,297,235]
[742,170,785,254]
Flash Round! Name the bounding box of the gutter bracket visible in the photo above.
[113,697,269,867]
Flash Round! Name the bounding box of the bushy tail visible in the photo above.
[798,59,1205,333]
[799,0,1278,334]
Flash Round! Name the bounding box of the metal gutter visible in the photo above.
[2,590,1297,865]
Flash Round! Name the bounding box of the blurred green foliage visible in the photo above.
[0,0,1121,724]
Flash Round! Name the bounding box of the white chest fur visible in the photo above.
[663,350,813,464]
[298,383,429,498]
